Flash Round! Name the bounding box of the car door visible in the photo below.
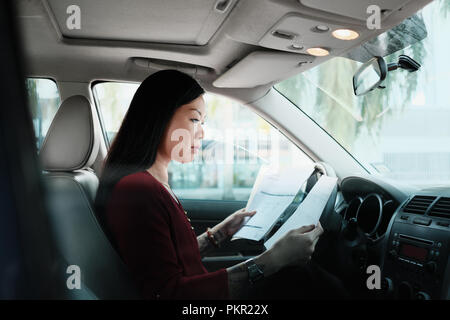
[181,198,260,271]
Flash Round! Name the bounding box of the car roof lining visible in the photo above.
[44,0,239,46]
[17,0,432,103]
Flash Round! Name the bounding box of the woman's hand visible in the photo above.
[214,208,256,238]
[227,222,325,298]
[267,222,324,273]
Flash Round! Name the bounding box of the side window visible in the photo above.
[93,82,312,201]
[26,78,61,150]
[169,94,312,201]
[92,82,139,145]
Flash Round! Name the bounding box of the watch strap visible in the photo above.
[245,258,264,284]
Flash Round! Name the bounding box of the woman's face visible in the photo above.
[159,95,206,163]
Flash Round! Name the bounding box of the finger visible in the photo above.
[297,224,315,234]
[316,221,323,231]
[307,225,324,241]
[240,210,256,216]
[234,208,247,216]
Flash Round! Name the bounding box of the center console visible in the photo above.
[381,194,450,299]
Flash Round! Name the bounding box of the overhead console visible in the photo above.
[214,0,432,88]
[258,13,362,55]
[257,0,421,55]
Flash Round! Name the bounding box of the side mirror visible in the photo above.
[353,56,387,96]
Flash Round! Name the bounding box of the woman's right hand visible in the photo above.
[268,223,323,272]
[227,222,324,298]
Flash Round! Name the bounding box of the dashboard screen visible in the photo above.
[399,243,428,262]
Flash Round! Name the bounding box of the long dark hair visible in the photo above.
[95,70,205,220]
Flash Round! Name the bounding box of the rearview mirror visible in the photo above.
[352,56,387,96]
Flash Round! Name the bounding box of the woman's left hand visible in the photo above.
[217,208,257,237]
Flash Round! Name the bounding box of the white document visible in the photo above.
[232,164,315,241]
[264,175,337,249]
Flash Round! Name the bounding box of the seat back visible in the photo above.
[39,95,139,299]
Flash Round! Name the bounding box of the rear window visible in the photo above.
[26,78,61,150]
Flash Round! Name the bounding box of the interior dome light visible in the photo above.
[306,47,329,56]
[332,29,359,40]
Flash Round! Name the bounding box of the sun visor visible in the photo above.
[45,0,237,45]
[213,51,314,88]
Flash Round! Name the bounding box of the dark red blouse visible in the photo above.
[105,171,229,299]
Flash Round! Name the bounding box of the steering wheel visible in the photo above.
[311,163,372,297]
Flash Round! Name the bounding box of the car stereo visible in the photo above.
[381,195,449,300]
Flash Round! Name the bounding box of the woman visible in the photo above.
[95,70,328,300]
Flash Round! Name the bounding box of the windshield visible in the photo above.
[275,0,450,187]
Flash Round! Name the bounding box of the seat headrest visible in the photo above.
[39,95,99,171]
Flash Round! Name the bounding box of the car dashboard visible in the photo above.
[325,174,450,300]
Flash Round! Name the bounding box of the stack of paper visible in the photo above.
[232,164,315,241]
[264,175,337,249]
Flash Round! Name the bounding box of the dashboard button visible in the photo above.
[400,215,409,221]
[413,218,431,226]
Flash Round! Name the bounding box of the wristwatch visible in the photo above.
[245,259,264,284]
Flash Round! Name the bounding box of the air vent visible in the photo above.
[429,197,450,219]
[403,196,436,215]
